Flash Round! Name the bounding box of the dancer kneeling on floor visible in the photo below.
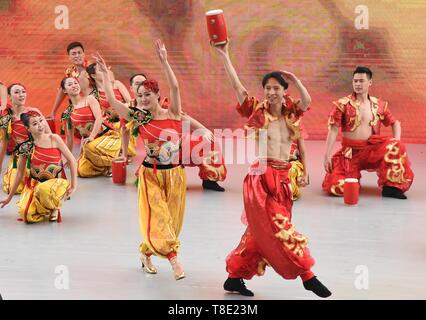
[0,111,77,223]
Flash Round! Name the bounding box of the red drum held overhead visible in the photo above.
[112,158,127,185]
[205,9,228,46]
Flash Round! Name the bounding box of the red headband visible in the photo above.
[26,110,42,117]
[141,79,159,94]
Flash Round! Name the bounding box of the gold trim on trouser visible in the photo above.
[3,156,28,194]
[330,179,345,196]
[137,165,186,258]
[289,160,305,200]
[77,131,121,177]
[17,178,70,223]
[384,140,407,184]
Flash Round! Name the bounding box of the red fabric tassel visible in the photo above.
[57,210,62,223]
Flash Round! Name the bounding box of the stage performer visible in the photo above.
[61,77,121,177]
[0,84,51,194]
[86,62,136,159]
[93,40,186,281]
[214,41,331,298]
[323,66,414,199]
[0,112,77,223]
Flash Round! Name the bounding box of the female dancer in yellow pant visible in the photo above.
[86,63,137,159]
[0,83,51,194]
[93,39,186,280]
[0,111,77,223]
[61,77,121,177]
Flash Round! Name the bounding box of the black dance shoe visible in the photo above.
[202,180,225,192]
[223,278,254,297]
[303,277,332,298]
[382,186,407,199]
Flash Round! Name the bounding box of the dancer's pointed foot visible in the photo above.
[49,210,58,222]
[140,254,157,274]
[169,257,185,280]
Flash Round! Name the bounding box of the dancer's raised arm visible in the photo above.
[280,71,311,111]
[155,39,181,118]
[213,41,248,105]
[93,53,131,121]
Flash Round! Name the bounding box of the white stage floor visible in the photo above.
[0,141,425,300]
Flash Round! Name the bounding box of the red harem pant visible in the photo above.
[180,134,227,182]
[226,159,315,280]
[322,135,414,196]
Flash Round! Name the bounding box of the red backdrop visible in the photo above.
[1,0,425,143]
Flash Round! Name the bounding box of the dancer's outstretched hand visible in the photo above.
[81,137,93,148]
[155,39,168,62]
[280,70,298,84]
[298,174,310,187]
[64,185,76,200]
[0,196,12,208]
[62,158,70,169]
[114,155,128,164]
[212,40,229,57]
[92,52,109,74]
[324,155,333,173]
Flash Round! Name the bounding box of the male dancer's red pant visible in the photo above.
[226,159,315,281]
[322,135,414,196]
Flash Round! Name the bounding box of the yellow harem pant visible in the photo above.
[110,122,137,158]
[137,164,186,259]
[77,130,121,177]
[17,178,70,223]
[3,155,29,194]
[289,160,305,201]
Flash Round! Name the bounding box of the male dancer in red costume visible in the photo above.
[323,66,414,199]
[214,42,331,298]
